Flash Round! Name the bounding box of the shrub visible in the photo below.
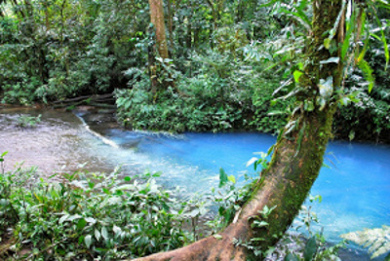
[0,166,191,260]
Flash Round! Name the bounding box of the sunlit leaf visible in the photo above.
[318,76,334,99]
[357,59,375,93]
[84,235,92,249]
[113,225,122,235]
[95,229,101,241]
[101,226,108,240]
[228,175,236,184]
[320,57,340,64]
[293,70,304,83]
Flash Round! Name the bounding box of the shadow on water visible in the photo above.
[1,107,388,260]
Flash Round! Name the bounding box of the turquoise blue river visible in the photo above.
[104,130,390,243]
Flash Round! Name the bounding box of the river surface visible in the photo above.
[1,107,389,260]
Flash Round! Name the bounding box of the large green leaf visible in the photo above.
[357,59,375,93]
[304,236,318,261]
[219,168,228,188]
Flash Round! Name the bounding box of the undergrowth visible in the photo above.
[0,165,191,260]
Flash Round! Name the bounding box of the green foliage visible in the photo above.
[206,171,255,234]
[334,84,390,142]
[341,226,390,260]
[1,77,41,105]
[116,45,293,134]
[249,77,292,133]
[116,55,255,133]
[0,0,147,102]
[280,196,344,261]
[333,15,390,143]
[17,114,41,128]
[0,166,191,260]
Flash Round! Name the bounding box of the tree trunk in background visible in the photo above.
[206,0,218,31]
[43,0,50,32]
[148,0,169,59]
[167,0,174,54]
[194,27,199,48]
[147,25,158,94]
[130,0,345,260]
[186,15,192,50]
[148,0,169,95]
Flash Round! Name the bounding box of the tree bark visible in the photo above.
[148,0,169,59]
[131,0,344,260]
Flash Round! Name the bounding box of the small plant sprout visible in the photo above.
[17,114,41,128]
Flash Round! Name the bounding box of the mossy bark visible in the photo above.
[130,0,344,260]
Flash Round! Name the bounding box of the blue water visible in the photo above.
[87,129,390,245]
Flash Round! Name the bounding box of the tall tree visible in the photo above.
[148,0,169,59]
[148,0,170,94]
[130,0,375,260]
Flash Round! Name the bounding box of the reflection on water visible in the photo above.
[1,107,389,260]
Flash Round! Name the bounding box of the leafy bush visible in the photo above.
[249,77,292,133]
[116,73,251,133]
[334,84,390,143]
[116,49,291,134]
[1,77,42,105]
[0,166,192,260]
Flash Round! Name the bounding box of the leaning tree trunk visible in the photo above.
[132,0,344,260]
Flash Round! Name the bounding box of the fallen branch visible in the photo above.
[50,93,116,109]
[50,93,114,105]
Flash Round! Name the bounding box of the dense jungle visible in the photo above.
[0,0,390,260]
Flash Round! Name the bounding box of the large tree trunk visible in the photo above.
[132,0,344,260]
[148,0,169,59]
